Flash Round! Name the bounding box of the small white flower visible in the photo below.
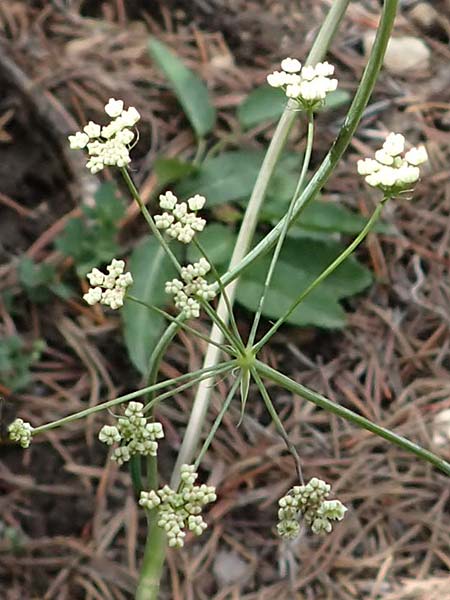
[154,213,175,229]
[267,70,288,88]
[86,157,104,174]
[159,191,178,210]
[107,258,125,276]
[116,272,134,288]
[301,65,316,81]
[68,131,89,149]
[8,418,33,448]
[314,61,335,77]
[99,425,121,445]
[83,121,101,138]
[382,132,405,157]
[86,267,105,287]
[286,84,301,98]
[116,128,135,145]
[281,57,302,73]
[105,98,124,118]
[121,106,141,127]
[405,145,428,166]
[83,287,102,305]
[375,149,394,166]
[357,158,380,176]
[188,194,206,211]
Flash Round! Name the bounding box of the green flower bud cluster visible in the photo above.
[139,464,217,548]
[277,477,347,539]
[8,418,33,448]
[98,401,164,465]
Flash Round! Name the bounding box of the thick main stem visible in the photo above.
[255,360,450,477]
[171,0,354,487]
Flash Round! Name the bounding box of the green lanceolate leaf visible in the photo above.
[236,237,372,329]
[237,86,286,129]
[238,369,251,426]
[149,37,216,138]
[187,223,237,267]
[122,237,179,375]
[176,150,300,207]
[154,157,198,188]
[261,198,391,236]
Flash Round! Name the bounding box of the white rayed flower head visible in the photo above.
[358,132,428,195]
[281,57,302,73]
[404,145,428,166]
[8,418,33,448]
[83,121,101,138]
[105,98,124,118]
[68,99,140,173]
[68,131,89,150]
[267,58,339,109]
[84,259,133,310]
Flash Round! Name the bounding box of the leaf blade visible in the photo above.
[149,37,216,138]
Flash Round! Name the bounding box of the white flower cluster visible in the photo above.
[277,477,347,539]
[98,401,164,465]
[357,133,428,194]
[165,257,216,319]
[267,58,338,109]
[68,98,140,174]
[139,464,216,548]
[8,418,33,448]
[155,191,206,244]
[83,259,133,310]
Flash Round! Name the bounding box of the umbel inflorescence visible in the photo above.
[98,401,164,465]
[155,191,206,244]
[267,58,338,109]
[357,132,428,195]
[83,258,133,310]
[68,98,140,173]
[277,477,347,539]
[139,464,217,548]
[165,257,216,319]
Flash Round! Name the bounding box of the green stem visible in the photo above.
[250,367,304,484]
[219,0,398,290]
[193,376,241,470]
[31,361,236,436]
[127,295,231,353]
[247,112,315,347]
[254,201,385,353]
[201,301,244,353]
[193,238,243,350]
[255,360,450,477]
[135,517,166,600]
[120,167,181,273]
[170,0,352,489]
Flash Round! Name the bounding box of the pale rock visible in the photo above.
[363,33,430,74]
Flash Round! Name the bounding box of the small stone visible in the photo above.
[363,33,430,75]
[410,3,438,29]
[432,408,450,447]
